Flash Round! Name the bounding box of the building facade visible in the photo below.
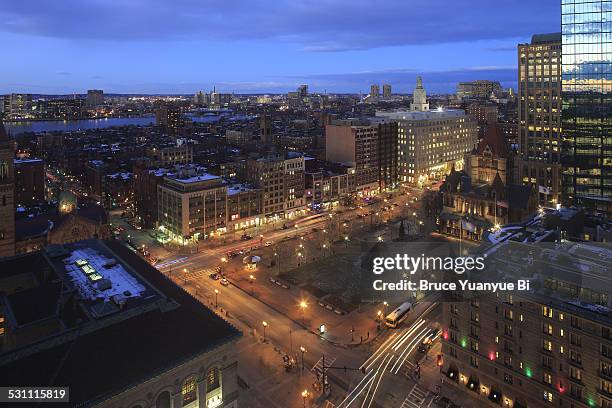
[0,120,15,257]
[518,33,563,205]
[158,172,227,244]
[14,158,45,206]
[325,119,380,195]
[561,0,612,214]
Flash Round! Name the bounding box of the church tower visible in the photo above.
[0,119,15,258]
[410,76,430,112]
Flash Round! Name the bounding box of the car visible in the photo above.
[220,278,229,286]
[241,234,252,241]
[209,273,220,280]
[265,241,273,247]
[418,328,441,352]
[282,224,288,230]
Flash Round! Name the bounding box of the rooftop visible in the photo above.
[376,109,465,121]
[0,240,240,406]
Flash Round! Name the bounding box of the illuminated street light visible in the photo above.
[214,289,219,307]
[377,236,383,242]
[299,346,307,374]
[262,321,268,342]
[221,257,227,263]
[301,390,308,407]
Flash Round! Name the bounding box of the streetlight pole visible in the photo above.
[262,321,268,342]
[214,289,219,308]
[301,390,308,408]
[299,301,308,325]
[300,346,306,374]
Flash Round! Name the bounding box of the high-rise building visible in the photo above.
[377,78,478,185]
[0,119,15,257]
[325,120,380,196]
[193,90,210,106]
[155,104,184,136]
[298,84,309,98]
[561,0,612,214]
[410,77,429,112]
[517,33,562,204]
[383,84,392,99]
[2,93,32,119]
[370,84,380,99]
[85,89,104,107]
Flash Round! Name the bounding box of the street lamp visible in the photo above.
[214,289,219,307]
[262,321,268,342]
[299,346,307,374]
[301,389,308,408]
[221,256,227,263]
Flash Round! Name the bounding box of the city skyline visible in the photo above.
[0,0,560,94]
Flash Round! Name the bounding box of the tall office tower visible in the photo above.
[0,119,15,257]
[85,89,104,107]
[561,0,612,214]
[457,80,503,100]
[193,90,210,106]
[517,33,562,204]
[382,84,392,99]
[370,84,380,99]
[410,77,429,112]
[298,84,309,98]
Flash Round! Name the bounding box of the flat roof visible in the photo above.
[0,240,241,407]
[376,109,465,121]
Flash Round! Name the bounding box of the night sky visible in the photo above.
[0,0,560,94]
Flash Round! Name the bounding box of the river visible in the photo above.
[4,113,248,136]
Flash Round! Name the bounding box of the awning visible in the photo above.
[439,212,461,221]
[488,388,502,404]
[467,376,480,393]
[446,367,458,382]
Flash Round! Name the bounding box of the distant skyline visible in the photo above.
[0,0,559,94]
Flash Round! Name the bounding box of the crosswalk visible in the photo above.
[312,355,337,379]
[400,383,430,408]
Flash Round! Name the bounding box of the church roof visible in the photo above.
[475,124,508,157]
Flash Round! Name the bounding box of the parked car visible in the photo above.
[209,273,220,280]
[265,241,273,247]
[220,278,229,286]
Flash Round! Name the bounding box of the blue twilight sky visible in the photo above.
[0,0,560,94]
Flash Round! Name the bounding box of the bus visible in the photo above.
[385,302,412,328]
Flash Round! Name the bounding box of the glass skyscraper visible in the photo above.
[561,0,612,213]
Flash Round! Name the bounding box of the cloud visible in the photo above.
[89,75,104,79]
[57,71,72,76]
[0,0,560,51]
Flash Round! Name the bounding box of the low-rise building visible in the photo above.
[0,239,241,408]
[158,169,227,245]
[14,158,45,206]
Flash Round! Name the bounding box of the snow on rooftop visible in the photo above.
[175,173,219,183]
[64,248,146,303]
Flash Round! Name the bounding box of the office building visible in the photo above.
[147,144,193,166]
[0,239,241,408]
[370,84,380,99]
[158,170,227,244]
[0,119,15,257]
[2,93,32,119]
[383,84,392,99]
[14,158,45,206]
[325,119,380,196]
[193,90,210,106]
[517,33,562,205]
[561,0,612,214]
[377,78,478,185]
[85,89,104,107]
[441,239,612,408]
[457,80,503,100]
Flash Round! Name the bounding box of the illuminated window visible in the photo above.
[182,375,197,406]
